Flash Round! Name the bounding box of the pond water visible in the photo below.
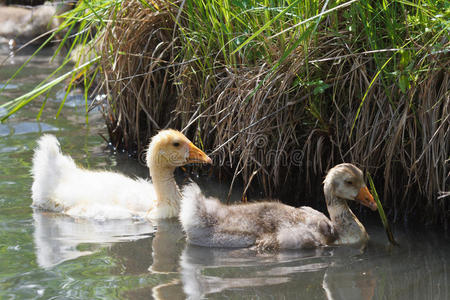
[1,48,449,300]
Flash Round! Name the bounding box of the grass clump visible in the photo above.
[2,0,449,226]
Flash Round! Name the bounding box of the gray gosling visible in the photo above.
[179,163,377,250]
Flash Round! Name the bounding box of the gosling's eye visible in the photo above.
[173,142,180,147]
[345,180,353,185]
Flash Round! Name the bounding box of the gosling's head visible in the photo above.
[324,163,377,211]
[146,129,212,171]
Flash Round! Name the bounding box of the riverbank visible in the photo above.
[3,0,449,226]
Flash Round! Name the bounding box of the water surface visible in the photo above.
[0,47,449,299]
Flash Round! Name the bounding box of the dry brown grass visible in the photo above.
[99,0,178,152]
[98,0,449,226]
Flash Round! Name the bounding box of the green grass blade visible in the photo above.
[0,32,55,94]
[231,0,302,55]
[83,0,107,27]
[367,172,399,246]
[350,55,394,138]
[1,58,99,122]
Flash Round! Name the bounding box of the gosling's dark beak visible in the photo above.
[187,143,212,164]
[356,186,377,211]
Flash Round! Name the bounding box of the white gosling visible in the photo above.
[180,163,377,250]
[31,130,212,220]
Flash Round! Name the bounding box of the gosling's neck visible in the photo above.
[148,160,181,214]
[324,183,368,245]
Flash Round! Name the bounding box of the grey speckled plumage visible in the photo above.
[180,163,377,250]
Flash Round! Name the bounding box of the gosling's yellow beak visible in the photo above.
[187,142,212,164]
[356,186,377,211]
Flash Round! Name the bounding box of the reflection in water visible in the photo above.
[32,210,155,268]
[110,219,186,300]
[33,212,187,299]
[29,210,450,300]
[179,244,380,300]
[149,220,185,274]
[180,245,335,299]
[148,220,185,300]
[29,203,450,300]
[180,246,290,299]
[322,260,377,300]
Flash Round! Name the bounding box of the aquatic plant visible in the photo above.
[368,173,398,246]
[1,0,449,226]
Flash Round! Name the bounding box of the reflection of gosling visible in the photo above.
[31,130,211,220]
[32,210,154,268]
[149,220,184,274]
[180,164,377,249]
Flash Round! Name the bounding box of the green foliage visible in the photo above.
[3,0,447,122]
